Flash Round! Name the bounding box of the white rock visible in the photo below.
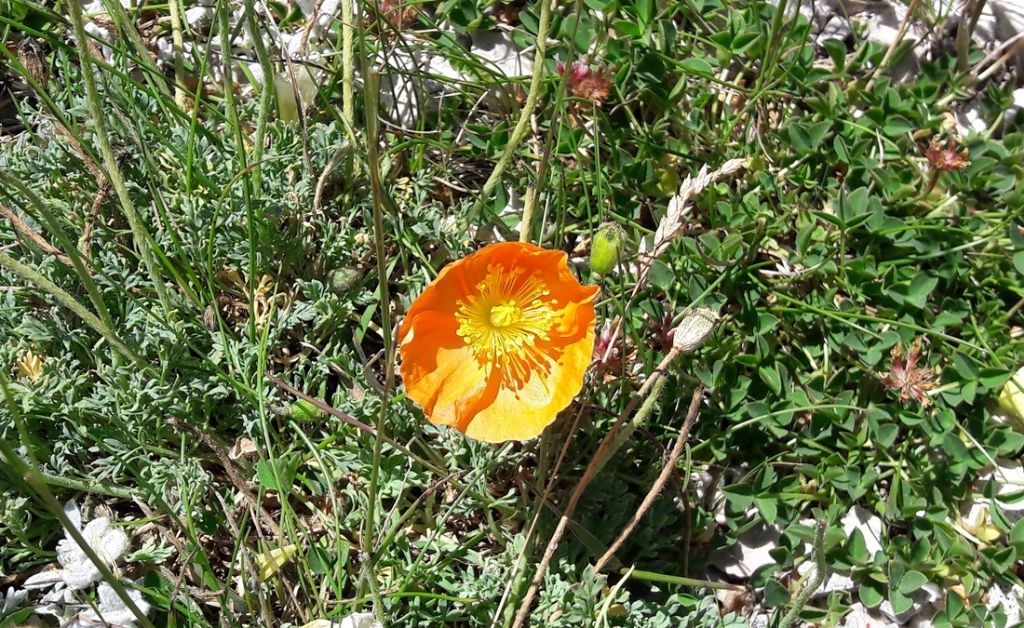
[339,613,384,628]
[708,522,780,579]
[842,505,885,559]
[1006,88,1024,129]
[301,613,384,628]
[986,582,1024,625]
[972,1,1024,55]
[961,458,1024,533]
[184,6,214,30]
[955,103,988,136]
[470,31,533,110]
[840,603,899,628]
[73,582,151,628]
[878,582,943,625]
[748,613,770,628]
[817,15,852,45]
[472,185,522,242]
[470,31,532,77]
[379,71,421,129]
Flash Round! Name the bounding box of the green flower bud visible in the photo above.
[289,399,323,422]
[590,224,626,276]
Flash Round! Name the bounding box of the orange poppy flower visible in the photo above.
[398,242,599,442]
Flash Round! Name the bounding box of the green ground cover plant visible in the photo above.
[1,0,1024,625]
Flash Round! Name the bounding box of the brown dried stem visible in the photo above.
[0,203,75,267]
[593,385,704,573]
[510,348,683,628]
[165,417,281,537]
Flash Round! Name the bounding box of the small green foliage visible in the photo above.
[0,0,1022,626]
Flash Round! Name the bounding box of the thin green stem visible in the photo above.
[464,0,554,230]
[0,172,116,334]
[0,377,155,628]
[0,249,144,365]
[342,0,356,138]
[358,64,394,618]
[592,371,670,476]
[167,0,186,107]
[67,0,173,316]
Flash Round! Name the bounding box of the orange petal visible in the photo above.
[399,241,599,443]
[463,322,596,442]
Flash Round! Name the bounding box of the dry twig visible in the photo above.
[0,203,76,267]
[510,348,684,628]
[594,385,704,573]
[165,417,281,537]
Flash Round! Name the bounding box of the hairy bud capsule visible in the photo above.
[672,308,719,353]
[590,224,625,276]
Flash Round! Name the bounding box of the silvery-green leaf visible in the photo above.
[22,570,63,591]
[63,500,81,531]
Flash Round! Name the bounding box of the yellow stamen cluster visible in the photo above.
[455,264,560,385]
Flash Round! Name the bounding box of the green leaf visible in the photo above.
[758,364,783,396]
[788,125,812,152]
[649,260,675,291]
[844,187,870,218]
[0,609,36,627]
[1014,251,1024,275]
[256,455,300,492]
[635,0,654,23]
[905,272,938,309]
[613,20,642,37]
[898,570,928,594]
[847,529,869,562]
[722,483,755,509]
[872,423,899,448]
[1010,519,1024,553]
[859,581,885,608]
[756,497,778,524]
[806,121,831,148]
[889,589,914,615]
[823,38,846,71]
[679,57,714,76]
[942,433,968,459]
[289,399,323,422]
[883,115,914,136]
[764,579,791,607]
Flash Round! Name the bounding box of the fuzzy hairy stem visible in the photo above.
[67,0,173,315]
[779,519,828,628]
[464,0,554,231]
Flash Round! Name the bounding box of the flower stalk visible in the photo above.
[511,348,690,628]
[464,0,554,231]
[67,0,173,316]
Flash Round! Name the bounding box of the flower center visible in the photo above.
[488,302,521,327]
[454,264,560,383]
